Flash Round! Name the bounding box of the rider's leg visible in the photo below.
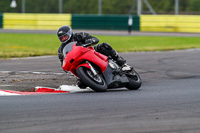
[76,78,87,89]
[94,43,125,65]
[94,43,132,71]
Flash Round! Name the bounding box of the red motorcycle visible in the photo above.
[62,42,142,92]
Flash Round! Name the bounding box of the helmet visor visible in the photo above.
[61,34,69,42]
[58,29,72,43]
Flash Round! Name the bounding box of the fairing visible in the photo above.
[62,42,108,76]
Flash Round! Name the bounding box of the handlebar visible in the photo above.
[82,43,93,47]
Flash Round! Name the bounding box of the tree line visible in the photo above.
[0,0,199,15]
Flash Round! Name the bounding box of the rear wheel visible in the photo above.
[76,66,107,92]
[126,69,142,90]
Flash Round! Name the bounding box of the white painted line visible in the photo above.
[11,55,55,60]
[0,85,13,87]
[0,71,12,73]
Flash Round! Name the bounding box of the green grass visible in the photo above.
[0,33,200,59]
[97,36,200,52]
[0,33,59,59]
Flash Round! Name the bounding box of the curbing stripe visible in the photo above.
[0,88,69,96]
[0,90,20,96]
[0,85,90,96]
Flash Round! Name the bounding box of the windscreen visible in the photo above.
[62,42,76,58]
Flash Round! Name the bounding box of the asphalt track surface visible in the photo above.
[0,47,200,133]
[1,29,200,133]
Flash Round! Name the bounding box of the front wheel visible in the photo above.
[126,69,142,90]
[76,66,107,92]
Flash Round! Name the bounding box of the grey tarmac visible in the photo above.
[0,48,200,133]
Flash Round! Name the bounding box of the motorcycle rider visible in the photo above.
[57,25,132,88]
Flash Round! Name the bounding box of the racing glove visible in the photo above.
[85,39,95,44]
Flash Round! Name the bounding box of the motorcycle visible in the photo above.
[62,41,142,92]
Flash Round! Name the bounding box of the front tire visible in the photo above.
[126,69,142,90]
[76,66,107,92]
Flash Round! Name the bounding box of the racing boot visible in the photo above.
[116,56,133,72]
[76,79,87,89]
[121,63,133,72]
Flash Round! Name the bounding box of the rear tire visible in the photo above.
[76,66,107,92]
[126,69,142,90]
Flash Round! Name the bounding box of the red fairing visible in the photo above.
[62,43,108,77]
[77,63,91,69]
[94,51,108,62]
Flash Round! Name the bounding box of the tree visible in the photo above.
[0,0,199,14]
[187,0,200,12]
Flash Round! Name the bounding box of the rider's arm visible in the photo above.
[75,32,99,45]
[85,33,99,45]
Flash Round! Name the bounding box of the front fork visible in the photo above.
[76,61,98,76]
[86,61,98,76]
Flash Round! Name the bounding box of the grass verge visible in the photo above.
[0,33,200,59]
